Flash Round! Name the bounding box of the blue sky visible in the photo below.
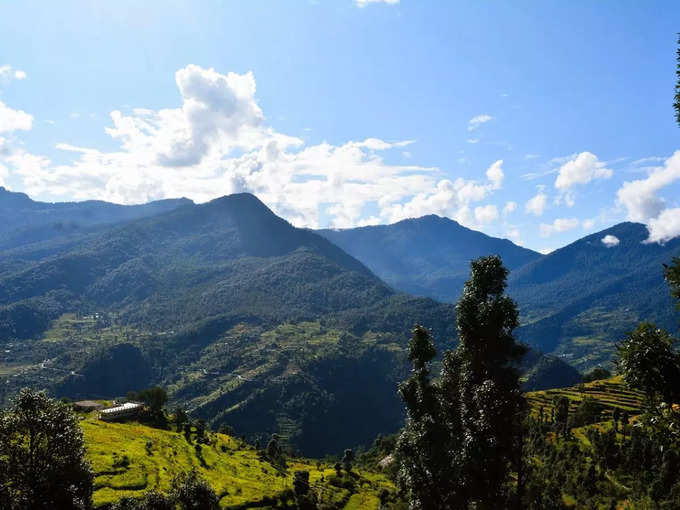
[1,0,679,252]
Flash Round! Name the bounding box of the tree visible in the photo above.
[453,255,527,508]
[342,449,354,473]
[0,388,94,509]
[267,433,283,464]
[583,367,611,383]
[174,408,188,432]
[169,470,220,510]
[138,387,168,414]
[395,325,456,509]
[617,322,680,404]
[395,255,526,510]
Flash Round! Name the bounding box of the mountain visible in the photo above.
[320,217,680,371]
[0,186,192,252]
[318,215,542,302]
[511,222,680,369]
[0,193,456,455]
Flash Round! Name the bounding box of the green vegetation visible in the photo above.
[395,256,525,509]
[0,388,93,509]
[527,376,644,421]
[80,414,396,509]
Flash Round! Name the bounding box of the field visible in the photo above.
[80,413,395,509]
[526,376,644,421]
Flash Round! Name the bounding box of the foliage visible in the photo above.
[582,367,611,383]
[78,414,397,509]
[395,256,525,509]
[0,388,94,510]
[617,322,680,404]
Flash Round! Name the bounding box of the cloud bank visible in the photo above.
[0,65,508,231]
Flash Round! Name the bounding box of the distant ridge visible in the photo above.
[318,214,542,302]
[0,186,193,250]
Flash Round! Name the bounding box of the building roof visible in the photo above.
[100,402,143,415]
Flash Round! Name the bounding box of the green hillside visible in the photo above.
[527,376,644,421]
[79,414,395,509]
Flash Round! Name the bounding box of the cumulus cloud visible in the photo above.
[0,100,33,133]
[601,234,620,247]
[0,65,27,82]
[553,152,612,206]
[645,209,680,244]
[0,65,513,231]
[355,0,399,6]
[582,218,596,229]
[525,191,547,216]
[503,201,517,215]
[554,152,612,190]
[474,204,499,224]
[467,114,493,131]
[614,151,680,243]
[539,217,579,237]
[485,159,503,189]
[617,151,680,223]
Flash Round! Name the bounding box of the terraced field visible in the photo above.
[80,414,395,508]
[527,376,645,421]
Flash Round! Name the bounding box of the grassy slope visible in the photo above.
[527,376,644,420]
[81,415,394,509]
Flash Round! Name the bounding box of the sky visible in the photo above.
[1,0,680,252]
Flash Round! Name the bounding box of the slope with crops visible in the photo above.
[80,414,396,509]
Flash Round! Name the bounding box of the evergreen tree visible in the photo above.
[396,256,526,509]
[342,449,355,473]
[453,255,526,508]
[395,325,456,509]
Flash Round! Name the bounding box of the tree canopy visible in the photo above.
[0,388,94,510]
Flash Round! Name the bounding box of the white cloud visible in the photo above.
[645,208,680,244]
[355,0,399,6]
[380,167,502,227]
[466,138,479,144]
[617,151,680,223]
[474,204,499,224]
[467,114,493,131]
[485,159,503,189]
[525,191,547,216]
[554,152,612,190]
[553,152,612,207]
[4,65,506,231]
[503,201,517,215]
[539,217,579,237]
[0,100,33,133]
[601,234,620,247]
[582,218,596,229]
[0,65,27,82]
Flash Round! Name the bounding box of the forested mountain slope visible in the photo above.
[511,222,680,369]
[0,186,191,248]
[318,215,542,302]
[321,216,680,371]
[0,193,457,455]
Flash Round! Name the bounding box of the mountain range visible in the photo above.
[320,217,680,370]
[1,188,677,454]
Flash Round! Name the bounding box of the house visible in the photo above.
[98,402,144,421]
